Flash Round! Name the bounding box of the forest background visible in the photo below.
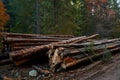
[0,0,120,38]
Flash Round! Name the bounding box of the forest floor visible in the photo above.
[49,53,120,80]
[0,53,120,80]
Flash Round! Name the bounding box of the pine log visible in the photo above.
[9,35,97,66]
[50,43,120,70]
[12,42,49,46]
[3,32,74,38]
[5,38,61,43]
[11,47,32,51]
[9,42,51,51]
[32,65,50,75]
[2,33,73,53]
[14,57,33,66]
[56,38,120,48]
[5,36,71,40]
[3,38,61,51]
[10,43,45,48]
[60,47,120,70]
[9,36,86,62]
[9,34,98,66]
[69,34,99,44]
[0,59,13,65]
[61,43,120,57]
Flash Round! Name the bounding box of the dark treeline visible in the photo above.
[2,0,120,37]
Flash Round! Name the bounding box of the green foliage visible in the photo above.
[84,42,96,62]
[2,0,120,37]
[73,0,87,36]
[4,0,81,35]
[8,0,35,33]
[109,0,120,38]
[102,45,112,62]
[102,50,112,62]
[84,42,95,55]
[110,24,120,38]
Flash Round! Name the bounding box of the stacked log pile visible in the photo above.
[2,32,74,52]
[1,33,120,72]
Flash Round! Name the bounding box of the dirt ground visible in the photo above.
[87,54,120,80]
[89,61,120,80]
[0,53,120,80]
[49,53,120,80]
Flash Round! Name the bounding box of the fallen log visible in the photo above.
[8,42,51,51]
[59,47,120,71]
[69,34,99,44]
[2,33,73,53]
[3,32,74,38]
[9,36,86,65]
[12,42,49,46]
[56,38,120,48]
[5,36,71,40]
[10,34,98,66]
[32,65,50,75]
[11,47,32,51]
[5,38,61,43]
[50,43,120,68]
[61,43,120,57]
[3,38,61,52]
[14,57,33,66]
[0,59,13,65]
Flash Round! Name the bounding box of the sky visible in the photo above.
[117,0,120,7]
[117,0,120,3]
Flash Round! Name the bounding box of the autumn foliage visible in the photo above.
[0,1,9,31]
[85,0,108,13]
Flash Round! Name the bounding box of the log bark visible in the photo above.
[56,38,120,48]
[11,47,32,51]
[11,43,45,48]
[0,59,13,65]
[32,65,50,75]
[12,42,49,46]
[61,43,120,57]
[69,34,99,44]
[9,36,85,62]
[50,43,120,71]
[9,34,98,66]
[60,47,120,70]
[9,35,91,65]
[3,32,74,38]
[5,38,61,43]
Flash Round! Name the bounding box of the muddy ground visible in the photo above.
[0,53,120,80]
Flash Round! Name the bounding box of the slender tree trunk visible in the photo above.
[53,0,57,26]
[35,0,40,34]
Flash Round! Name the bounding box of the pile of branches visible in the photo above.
[1,33,120,72]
